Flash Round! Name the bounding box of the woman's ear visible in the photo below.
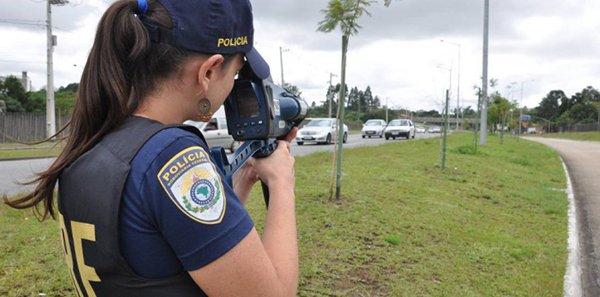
[196,54,225,91]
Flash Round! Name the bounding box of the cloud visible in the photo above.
[0,0,598,113]
[0,0,100,32]
[252,0,584,49]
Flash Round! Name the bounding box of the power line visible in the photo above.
[0,19,45,27]
[0,19,63,30]
[0,60,46,64]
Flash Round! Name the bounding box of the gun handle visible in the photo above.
[210,140,277,209]
[261,181,270,208]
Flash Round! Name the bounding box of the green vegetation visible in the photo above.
[533,86,599,132]
[250,132,568,296]
[1,133,568,296]
[0,206,73,296]
[0,76,77,113]
[535,131,600,142]
[0,142,63,160]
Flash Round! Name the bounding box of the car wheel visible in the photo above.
[392,137,396,140]
[343,132,348,143]
[368,135,371,138]
[362,135,365,139]
[297,141,304,145]
[326,133,332,144]
[379,134,383,138]
[385,136,389,140]
[412,133,415,139]
[230,141,241,153]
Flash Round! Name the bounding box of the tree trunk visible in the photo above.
[500,114,506,144]
[335,34,349,201]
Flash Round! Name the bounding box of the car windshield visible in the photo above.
[365,121,382,126]
[390,120,409,126]
[306,119,333,127]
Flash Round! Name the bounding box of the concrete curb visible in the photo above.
[562,157,582,297]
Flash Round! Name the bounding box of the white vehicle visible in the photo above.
[184,116,241,153]
[361,119,387,138]
[428,126,441,134]
[296,118,348,145]
[384,119,415,140]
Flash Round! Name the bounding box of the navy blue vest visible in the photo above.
[58,117,207,297]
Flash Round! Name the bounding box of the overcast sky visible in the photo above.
[1,0,598,112]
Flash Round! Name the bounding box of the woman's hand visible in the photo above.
[253,128,298,189]
[232,128,298,204]
[192,128,301,297]
[232,157,259,205]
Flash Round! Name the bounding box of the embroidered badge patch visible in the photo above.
[158,146,226,224]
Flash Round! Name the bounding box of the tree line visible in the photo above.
[0,75,77,114]
[305,83,447,127]
[3,72,597,133]
[532,86,600,131]
[481,83,599,133]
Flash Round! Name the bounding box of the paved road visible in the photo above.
[0,157,54,197]
[292,132,436,156]
[0,133,438,197]
[526,137,600,297]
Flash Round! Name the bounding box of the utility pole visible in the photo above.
[480,0,490,144]
[456,46,461,130]
[328,72,337,118]
[279,46,289,86]
[473,93,481,150]
[441,90,449,170]
[597,104,600,127]
[46,0,68,139]
[46,0,56,138]
[518,82,523,142]
[385,97,389,123]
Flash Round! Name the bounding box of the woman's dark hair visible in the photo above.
[4,0,215,220]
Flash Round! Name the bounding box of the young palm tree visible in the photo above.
[317,0,395,200]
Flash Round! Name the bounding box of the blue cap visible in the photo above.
[142,0,270,80]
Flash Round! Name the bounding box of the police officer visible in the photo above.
[6,0,298,296]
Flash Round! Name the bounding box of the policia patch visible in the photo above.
[158,146,226,224]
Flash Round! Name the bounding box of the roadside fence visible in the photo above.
[0,112,70,143]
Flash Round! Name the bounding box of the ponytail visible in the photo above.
[4,0,197,220]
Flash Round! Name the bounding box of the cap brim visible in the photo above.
[245,47,270,80]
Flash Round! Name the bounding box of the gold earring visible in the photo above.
[196,97,213,122]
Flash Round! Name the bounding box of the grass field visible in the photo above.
[1,133,568,296]
[534,131,600,142]
[0,142,63,160]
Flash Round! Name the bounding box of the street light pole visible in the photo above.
[437,65,452,109]
[441,40,461,130]
[480,0,490,144]
[517,79,534,141]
